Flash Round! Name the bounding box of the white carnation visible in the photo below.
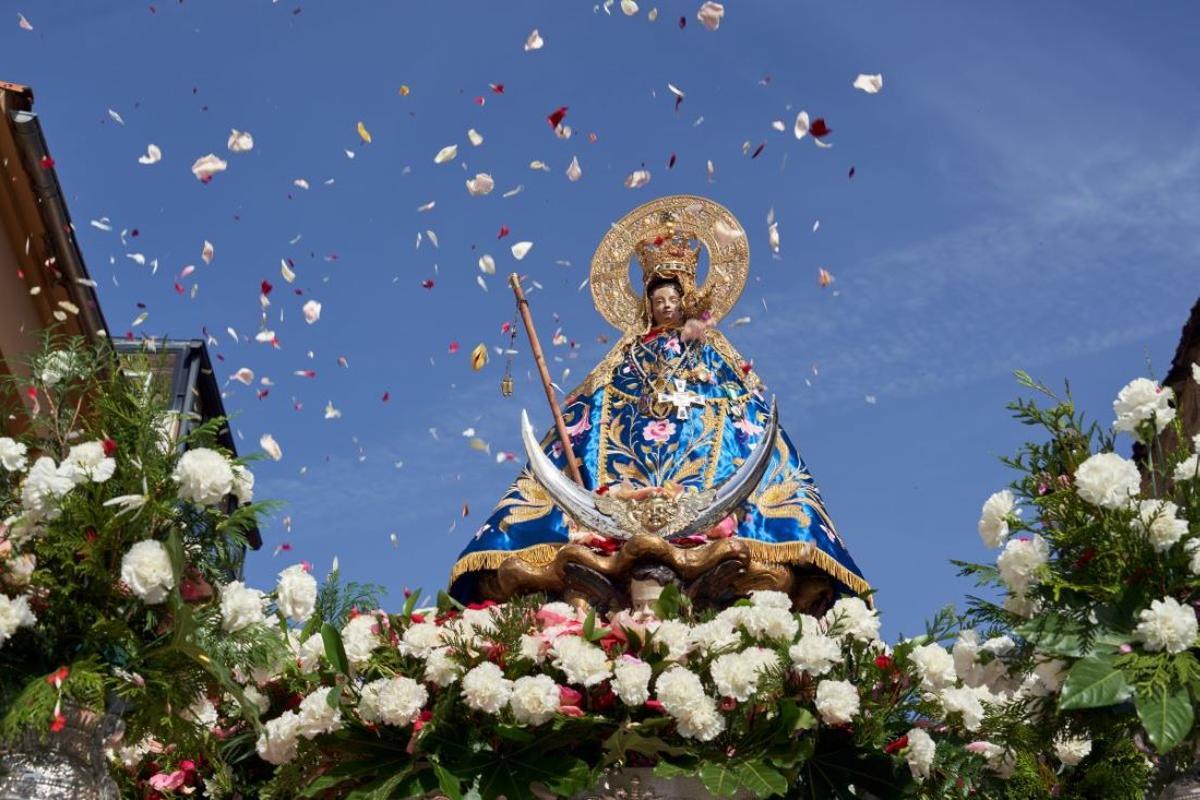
[461,662,513,714]
[613,657,652,705]
[119,540,174,604]
[1176,454,1200,483]
[824,597,880,642]
[652,619,692,660]
[739,605,799,641]
[749,590,792,610]
[655,667,724,741]
[220,581,267,633]
[63,441,116,484]
[1133,499,1189,553]
[789,634,843,676]
[940,685,986,731]
[519,633,546,664]
[358,676,428,727]
[977,489,1018,548]
[295,633,326,673]
[1186,539,1200,576]
[275,564,316,623]
[297,686,342,738]
[688,618,741,655]
[0,593,36,647]
[509,674,561,726]
[21,456,76,520]
[172,447,234,506]
[904,728,936,781]
[425,647,464,687]
[400,621,444,658]
[0,438,28,472]
[1134,596,1198,654]
[256,711,301,765]
[240,685,270,715]
[1053,735,1092,766]
[1113,378,1175,441]
[1074,452,1140,510]
[711,647,779,702]
[184,695,218,729]
[231,464,255,505]
[996,535,1049,595]
[341,614,381,668]
[551,635,612,687]
[1003,591,1042,619]
[911,642,957,691]
[814,679,859,725]
[7,554,35,588]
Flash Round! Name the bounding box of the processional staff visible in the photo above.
[507,273,585,486]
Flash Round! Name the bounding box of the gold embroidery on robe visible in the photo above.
[495,470,556,531]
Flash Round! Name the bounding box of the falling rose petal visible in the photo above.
[511,241,533,260]
[771,120,785,132]
[433,144,458,164]
[137,144,162,165]
[232,368,254,385]
[751,142,765,159]
[294,370,316,379]
[490,83,505,93]
[648,8,658,20]
[302,299,322,324]
[818,268,834,287]
[90,218,113,232]
[281,259,296,283]
[466,172,495,196]
[179,265,195,279]
[566,156,582,182]
[324,402,342,420]
[18,13,33,31]
[814,137,833,149]
[476,275,488,292]
[227,129,255,153]
[624,169,651,189]
[809,118,832,138]
[524,28,544,51]
[201,240,214,264]
[848,166,856,179]
[667,153,677,169]
[131,311,149,327]
[293,178,310,190]
[467,128,484,146]
[470,343,488,371]
[852,73,883,94]
[812,220,820,232]
[190,154,227,182]
[732,316,751,326]
[420,279,435,290]
[707,160,715,181]
[448,341,460,354]
[260,433,283,461]
[399,84,410,96]
[497,225,510,239]
[479,254,496,275]
[427,230,440,248]
[357,121,373,144]
[502,184,524,198]
[696,1,724,30]
[621,0,639,15]
[793,111,810,140]
[547,106,568,129]
[255,330,276,344]
[261,279,274,296]
[529,160,550,171]
[417,200,436,212]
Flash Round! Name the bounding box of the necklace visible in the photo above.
[626,333,699,418]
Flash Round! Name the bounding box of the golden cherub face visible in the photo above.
[649,283,683,328]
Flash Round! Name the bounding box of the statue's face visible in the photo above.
[649,284,682,327]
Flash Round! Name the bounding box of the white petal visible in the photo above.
[466,173,495,196]
[302,300,322,324]
[479,254,496,275]
[566,156,582,182]
[227,129,255,152]
[476,275,488,292]
[293,178,310,190]
[467,128,484,146]
[511,241,534,261]
[696,1,724,30]
[260,433,283,461]
[201,240,214,264]
[529,160,550,171]
[621,0,639,15]
[434,144,458,165]
[852,73,883,94]
[524,28,544,51]
[108,108,126,125]
[624,169,651,189]
[793,111,810,140]
[191,154,227,181]
[667,83,685,98]
[232,368,254,385]
[137,144,162,165]
[281,259,296,283]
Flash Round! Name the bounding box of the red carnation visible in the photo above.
[884,735,909,755]
[102,438,118,457]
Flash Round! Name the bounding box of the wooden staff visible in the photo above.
[508,273,585,486]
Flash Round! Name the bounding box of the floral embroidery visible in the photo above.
[642,419,676,445]
[734,417,764,438]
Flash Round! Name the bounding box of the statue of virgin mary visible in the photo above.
[450,196,869,614]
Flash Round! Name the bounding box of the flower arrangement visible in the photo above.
[2,339,1198,799]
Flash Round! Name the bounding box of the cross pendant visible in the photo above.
[657,378,706,420]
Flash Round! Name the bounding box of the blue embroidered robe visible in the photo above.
[450,327,869,600]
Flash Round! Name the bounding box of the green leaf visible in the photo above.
[653,583,683,619]
[433,762,464,800]
[582,609,596,641]
[735,761,788,798]
[322,621,351,676]
[437,590,466,614]
[402,588,422,619]
[1059,654,1132,710]
[343,766,413,800]
[1016,614,1090,657]
[699,763,743,797]
[1136,683,1195,754]
[653,760,697,780]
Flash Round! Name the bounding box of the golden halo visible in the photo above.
[590,195,749,334]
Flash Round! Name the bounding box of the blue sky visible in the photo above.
[6,1,1198,638]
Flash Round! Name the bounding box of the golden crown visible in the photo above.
[635,227,701,288]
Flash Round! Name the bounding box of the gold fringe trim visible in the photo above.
[448,539,871,597]
[449,544,560,585]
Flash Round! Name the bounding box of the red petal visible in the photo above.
[381,391,390,402]
[497,225,510,239]
[40,155,55,169]
[260,280,273,296]
[490,83,505,94]
[678,16,686,28]
[547,106,568,129]
[421,279,435,289]
[751,142,765,159]
[102,439,118,457]
[809,118,832,138]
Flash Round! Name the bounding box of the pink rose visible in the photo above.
[642,419,676,444]
[148,770,187,791]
